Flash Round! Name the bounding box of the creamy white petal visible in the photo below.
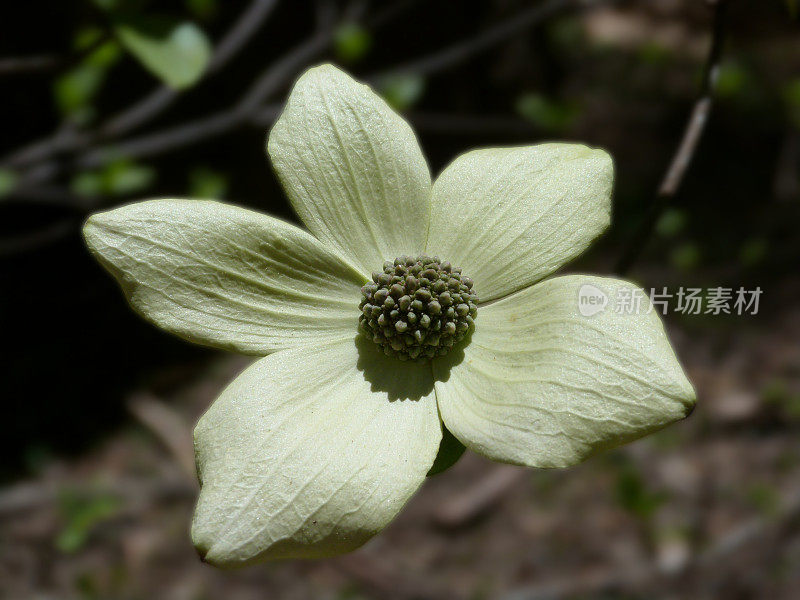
[83,198,365,355]
[434,275,695,468]
[426,144,613,302]
[268,63,431,275]
[192,337,441,565]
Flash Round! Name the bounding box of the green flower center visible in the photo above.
[359,255,478,361]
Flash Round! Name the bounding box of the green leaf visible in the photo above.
[782,79,800,128]
[655,208,686,238]
[105,160,156,195]
[670,242,701,271]
[786,0,798,19]
[185,0,218,20]
[54,39,122,118]
[739,237,768,267]
[334,23,372,63]
[70,160,156,197]
[188,167,228,198]
[614,459,666,518]
[638,42,670,66]
[113,15,212,89]
[427,426,466,476]
[376,73,426,111]
[56,490,120,553]
[0,169,18,198]
[715,63,749,99]
[515,93,579,132]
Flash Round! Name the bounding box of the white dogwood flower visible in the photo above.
[83,63,695,567]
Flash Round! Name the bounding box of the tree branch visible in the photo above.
[1,0,279,169]
[5,0,606,204]
[614,0,730,275]
[374,0,590,79]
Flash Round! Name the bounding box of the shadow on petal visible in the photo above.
[354,327,472,401]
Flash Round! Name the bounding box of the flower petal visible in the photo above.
[83,198,365,355]
[425,144,613,302]
[192,336,441,565]
[434,275,695,468]
[268,64,431,275]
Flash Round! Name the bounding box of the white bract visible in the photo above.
[83,63,695,567]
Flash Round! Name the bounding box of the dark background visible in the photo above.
[1,1,799,598]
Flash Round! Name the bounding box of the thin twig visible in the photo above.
[0,476,194,516]
[501,485,800,600]
[1,0,279,169]
[375,0,598,79]
[6,0,604,202]
[128,394,197,483]
[614,0,730,275]
[0,55,60,75]
[100,0,280,139]
[409,112,541,137]
[433,465,525,528]
[0,34,110,77]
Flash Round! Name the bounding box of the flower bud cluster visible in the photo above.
[359,255,478,360]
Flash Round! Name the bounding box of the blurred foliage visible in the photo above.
[2,3,800,598]
[715,62,750,99]
[112,14,211,89]
[762,379,800,420]
[71,160,156,198]
[0,168,18,198]
[54,31,122,121]
[614,459,667,520]
[185,0,218,21]
[669,242,701,272]
[783,78,800,128]
[655,208,687,238]
[377,73,425,111]
[744,482,780,517]
[739,237,768,267]
[637,41,672,67]
[56,490,120,553]
[2,0,800,497]
[334,22,372,63]
[188,166,228,199]
[515,93,580,132]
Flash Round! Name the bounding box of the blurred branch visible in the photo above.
[501,485,800,600]
[100,0,280,138]
[0,55,60,75]
[409,112,541,137]
[335,554,453,600]
[375,0,600,78]
[433,465,525,528]
[5,0,607,204]
[0,218,78,258]
[0,476,193,516]
[2,0,279,169]
[234,24,340,115]
[128,394,196,483]
[0,34,110,78]
[773,130,800,201]
[614,0,731,275]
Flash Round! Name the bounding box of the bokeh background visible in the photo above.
[2,1,800,598]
